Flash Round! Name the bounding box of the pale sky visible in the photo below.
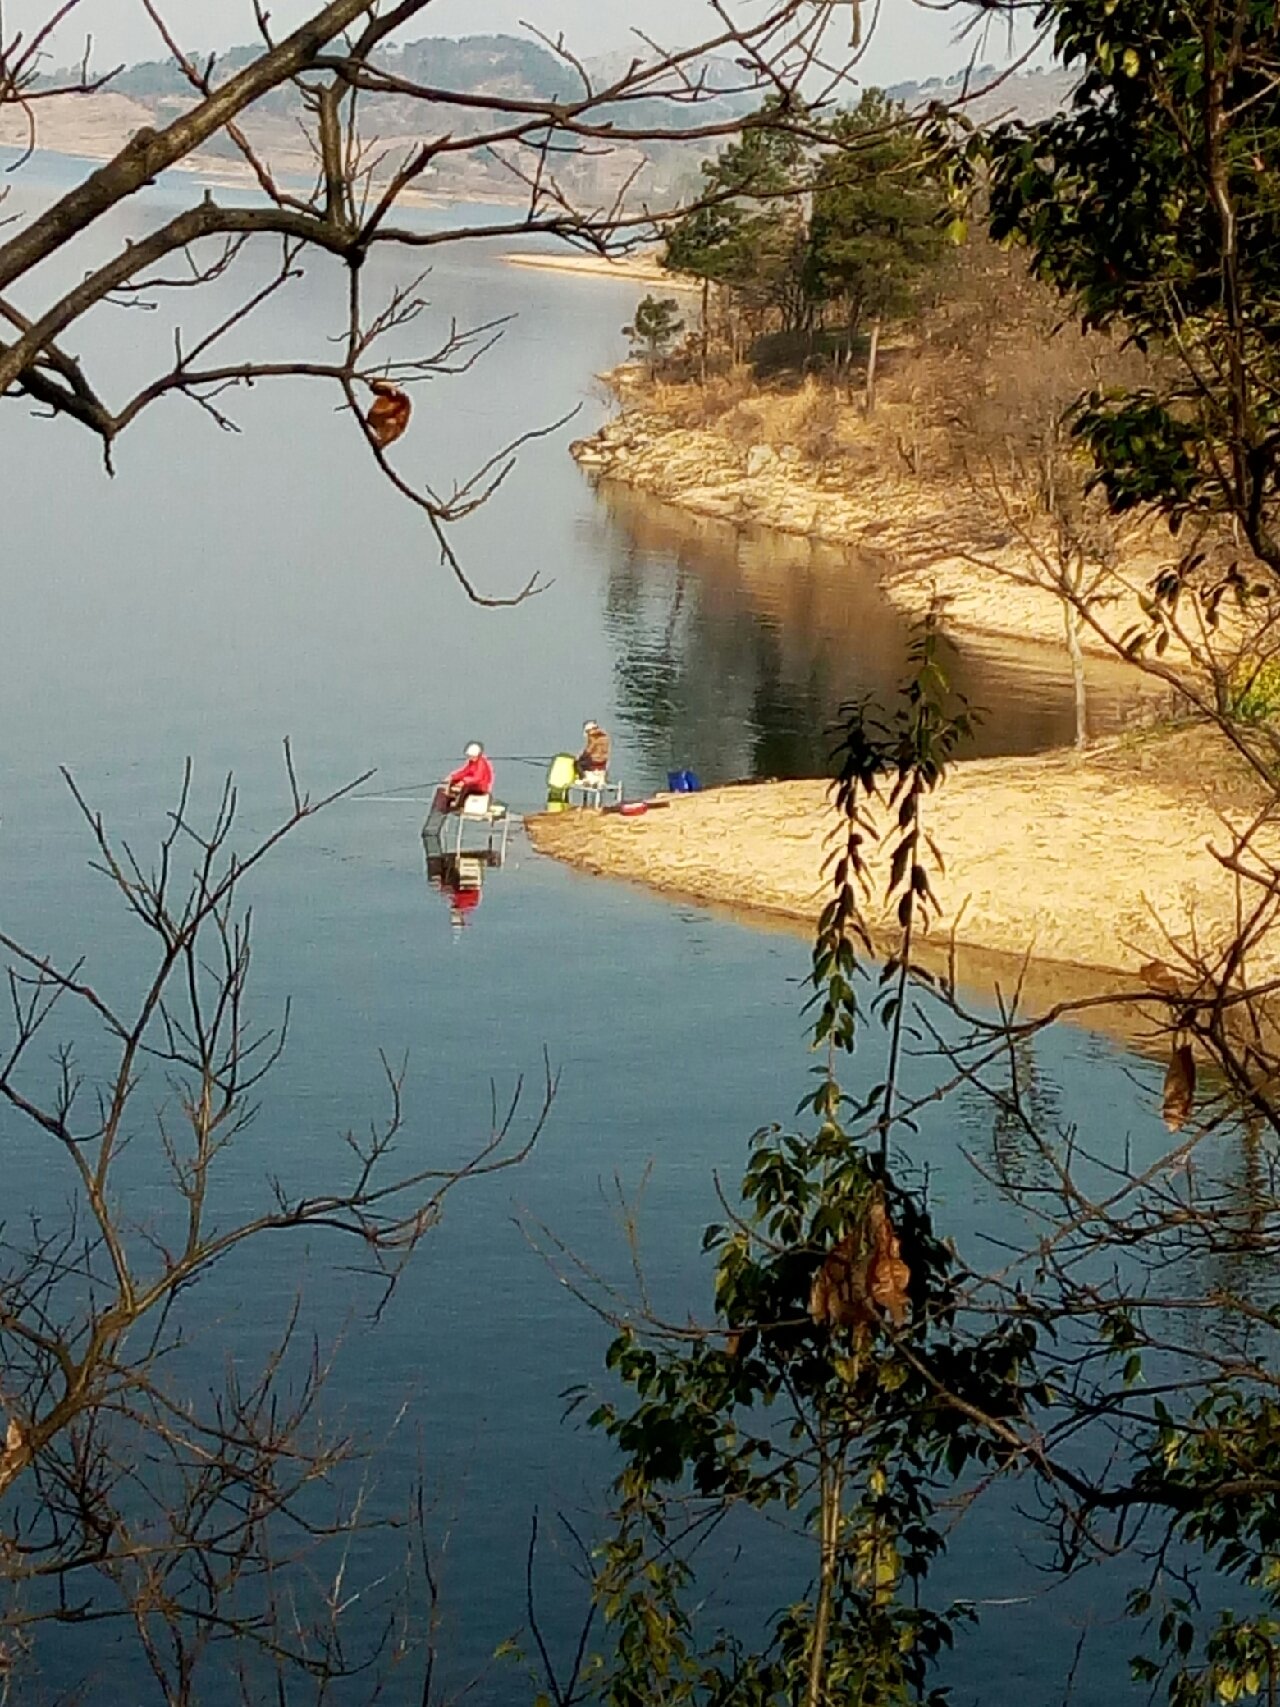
[5,0,1038,88]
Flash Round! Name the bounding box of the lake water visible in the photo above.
[0,153,1213,1703]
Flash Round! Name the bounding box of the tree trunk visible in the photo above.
[864,317,881,416]
[699,276,709,385]
[1065,600,1088,751]
[805,1446,845,1707]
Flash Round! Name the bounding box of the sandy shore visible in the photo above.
[0,94,157,164]
[527,739,1280,995]
[502,251,701,290]
[0,96,498,209]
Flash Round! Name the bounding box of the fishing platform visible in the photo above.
[423,793,511,861]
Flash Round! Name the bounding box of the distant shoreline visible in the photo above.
[501,251,701,290]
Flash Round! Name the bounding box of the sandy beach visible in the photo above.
[501,250,702,290]
[527,735,1280,995]
[0,93,157,164]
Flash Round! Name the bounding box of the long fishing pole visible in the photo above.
[351,755,557,802]
[351,778,438,800]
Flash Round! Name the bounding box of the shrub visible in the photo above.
[1228,656,1280,725]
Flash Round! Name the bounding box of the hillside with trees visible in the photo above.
[34,33,762,204]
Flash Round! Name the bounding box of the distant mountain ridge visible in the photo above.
[886,64,1077,125]
[29,39,1073,206]
[106,32,757,123]
[91,34,1072,128]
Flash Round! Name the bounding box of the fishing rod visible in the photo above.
[351,755,557,802]
[352,795,439,805]
[351,778,437,800]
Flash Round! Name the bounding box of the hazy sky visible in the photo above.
[8,1,1036,88]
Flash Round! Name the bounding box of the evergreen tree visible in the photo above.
[805,90,947,373]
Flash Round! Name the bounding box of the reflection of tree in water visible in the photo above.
[597,496,887,786]
[605,568,837,785]
[589,481,1150,787]
[952,1032,1064,1191]
[1184,1116,1280,1308]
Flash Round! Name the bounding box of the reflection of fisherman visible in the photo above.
[426,851,484,933]
[576,720,611,785]
[444,863,483,932]
[431,741,494,818]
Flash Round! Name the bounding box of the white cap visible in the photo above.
[464,741,483,758]
[583,720,598,733]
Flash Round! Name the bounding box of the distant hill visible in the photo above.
[108,33,757,128]
[29,41,1074,207]
[887,64,1078,125]
[85,33,756,203]
[60,34,1076,129]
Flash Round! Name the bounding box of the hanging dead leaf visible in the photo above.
[809,1233,874,1337]
[866,1196,911,1327]
[0,1416,28,1496]
[1162,1042,1196,1131]
[365,380,411,448]
[809,1192,911,1338]
[1140,960,1183,996]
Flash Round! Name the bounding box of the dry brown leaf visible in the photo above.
[809,1233,872,1334]
[809,1193,911,1337]
[1162,1042,1196,1131]
[366,380,412,448]
[0,1416,28,1496]
[866,1197,911,1326]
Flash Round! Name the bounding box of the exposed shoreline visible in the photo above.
[501,251,702,289]
[570,402,1158,658]
[0,97,516,209]
[536,378,1280,999]
[526,737,1280,1003]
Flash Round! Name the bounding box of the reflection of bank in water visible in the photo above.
[588,480,1166,783]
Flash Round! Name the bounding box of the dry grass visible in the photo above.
[632,358,963,487]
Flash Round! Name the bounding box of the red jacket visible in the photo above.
[448,753,494,795]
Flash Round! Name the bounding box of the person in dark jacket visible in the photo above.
[576,721,611,783]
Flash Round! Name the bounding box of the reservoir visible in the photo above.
[0,153,1206,1704]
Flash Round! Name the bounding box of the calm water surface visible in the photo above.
[0,153,1227,1703]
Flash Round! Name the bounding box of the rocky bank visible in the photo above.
[569,384,1159,660]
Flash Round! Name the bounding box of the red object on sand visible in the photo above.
[619,801,649,817]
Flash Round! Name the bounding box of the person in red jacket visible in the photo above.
[441,741,494,812]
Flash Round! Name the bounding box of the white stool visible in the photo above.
[431,794,510,862]
[566,777,623,809]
